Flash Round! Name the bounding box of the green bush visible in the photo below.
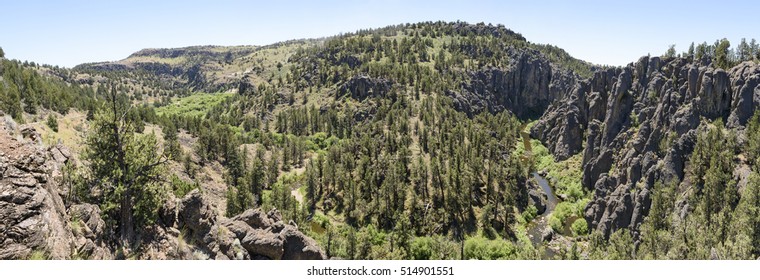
[28,250,47,260]
[310,132,329,149]
[46,114,58,132]
[304,139,320,151]
[552,203,573,222]
[571,218,589,236]
[311,212,331,229]
[521,204,538,223]
[549,215,563,233]
[170,175,199,197]
[464,236,516,260]
[410,236,435,260]
[549,199,590,234]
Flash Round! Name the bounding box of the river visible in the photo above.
[521,124,561,258]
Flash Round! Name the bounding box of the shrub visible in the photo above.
[46,114,58,132]
[549,215,563,233]
[521,204,538,223]
[571,218,589,236]
[410,236,435,260]
[464,236,516,260]
[170,174,199,197]
[28,250,47,260]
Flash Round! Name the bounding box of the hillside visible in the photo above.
[2,21,760,260]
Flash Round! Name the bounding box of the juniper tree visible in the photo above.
[83,86,167,250]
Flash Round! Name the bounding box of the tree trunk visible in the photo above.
[120,188,135,248]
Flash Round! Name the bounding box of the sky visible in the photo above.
[1,0,758,68]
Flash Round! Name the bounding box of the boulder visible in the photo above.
[240,228,284,260]
[178,189,216,241]
[234,208,273,229]
[19,125,42,145]
[526,179,548,215]
[280,226,327,260]
[48,144,71,164]
[69,204,106,241]
[541,227,554,242]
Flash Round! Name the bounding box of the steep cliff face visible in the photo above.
[447,49,577,119]
[532,56,760,238]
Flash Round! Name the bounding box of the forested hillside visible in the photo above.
[2,21,760,260]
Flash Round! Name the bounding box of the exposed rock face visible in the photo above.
[448,49,577,119]
[280,226,326,260]
[530,101,585,160]
[177,190,241,260]
[339,75,392,101]
[727,62,760,127]
[0,125,74,259]
[532,57,760,238]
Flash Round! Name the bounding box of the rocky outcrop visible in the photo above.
[237,74,257,96]
[448,49,577,119]
[176,189,242,260]
[727,62,760,127]
[530,101,584,160]
[69,204,112,259]
[177,190,326,260]
[0,124,74,259]
[526,179,548,215]
[339,75,392,101]
[532,56,760,238]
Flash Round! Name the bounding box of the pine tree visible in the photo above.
[715,38,732,69]
[82,87,167,250]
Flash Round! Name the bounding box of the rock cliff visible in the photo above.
[447,49,577,119]
[531,57,760,238]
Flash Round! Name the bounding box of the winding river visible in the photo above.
[521,125,561,257]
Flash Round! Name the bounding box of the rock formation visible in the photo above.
[339,75,393,101]
[0,120,325,260]
[0,121,75,259]
[531,57,760,238]
[447,49,577,120]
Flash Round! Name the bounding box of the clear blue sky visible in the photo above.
[2,0,758,68]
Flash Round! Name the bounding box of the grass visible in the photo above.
[155,92,234,117]
[28,250,47,260]
[31,110,87,153]
[70,215,83,236]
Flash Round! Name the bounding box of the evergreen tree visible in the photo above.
[82,87,167,250]
[715,38,731,69]
[46,113,58,132]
